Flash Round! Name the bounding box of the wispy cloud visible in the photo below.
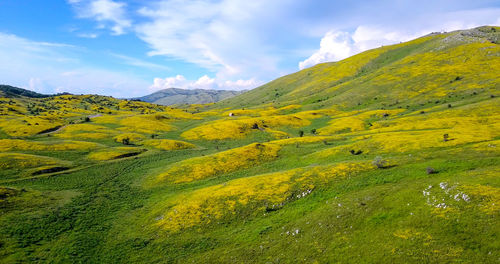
[110,53,170,71]
[77,32,99,38]
[135,0,294,81]
[68,0,131,35]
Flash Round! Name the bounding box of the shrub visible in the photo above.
[426,167,437,174]
[122,137,130,145]
[299,130,304,137]
[372,156,388,168]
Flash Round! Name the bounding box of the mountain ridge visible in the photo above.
[133,87,245,105]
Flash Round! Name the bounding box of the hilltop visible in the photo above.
[0,26,498,263]
[134,88,244,105]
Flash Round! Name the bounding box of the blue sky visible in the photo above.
[0,0,499,97]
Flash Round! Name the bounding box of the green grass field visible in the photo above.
[0,26,499,263]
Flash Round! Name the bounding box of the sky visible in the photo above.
[0,0,499,97]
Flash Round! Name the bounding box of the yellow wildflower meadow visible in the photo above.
[142,139,195,151]
[181,115,310,140]
[88,147,146,161]
[0,139,100,151]
[155,161,375,232]
[0,116,63,136]
[156,143,280,183]
[318,109,405,135]
[113,133,146,144]
[118,115,174,134]
[0,153,61,170]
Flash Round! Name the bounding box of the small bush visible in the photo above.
[122,138,130,145]
[372,156,388,168]
[298,130,304,137]
[426,167,437,174]
[349,149,363,155]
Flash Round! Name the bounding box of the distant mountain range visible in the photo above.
[0,85,244,106]
[133,88,245,105]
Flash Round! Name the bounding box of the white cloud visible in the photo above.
[28,78,47,94]
[299,31,353,70]
[69,0,131,35]
[110,53,171,71]
[135,0,286,81]
[223,79,258,90]
[77,33,98,38]
[150,75,259,92]
[151,75,187,90]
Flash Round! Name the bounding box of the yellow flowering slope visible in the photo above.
[155,161,375,232]
[156,143,280,183]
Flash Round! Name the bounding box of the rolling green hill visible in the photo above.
[134,88,244,105]
[216,26,499,110]
[0,26,499,263]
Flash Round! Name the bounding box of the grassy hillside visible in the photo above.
[134,88,244,106]
[216,26,499,110]
[0,26,499,263]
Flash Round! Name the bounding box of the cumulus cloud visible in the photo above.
[299,31,354,69]
[69,0,131,35]
[150,75,259,92]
